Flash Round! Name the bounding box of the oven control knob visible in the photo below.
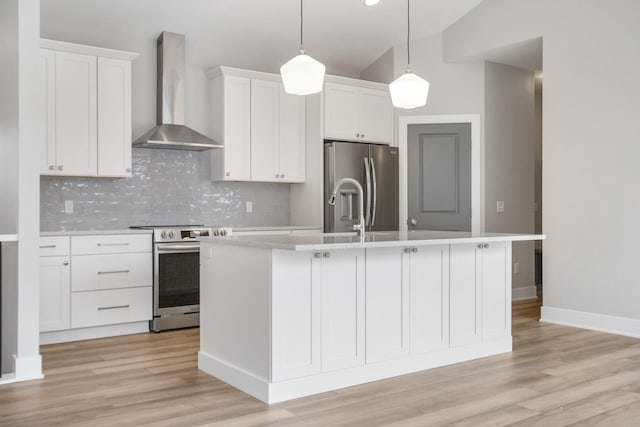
[213,229,220,237]
[220,229,228,236]
[161,231,168,239]
[168,231,175,239]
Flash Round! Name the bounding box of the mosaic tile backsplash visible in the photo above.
[41,149,291,231]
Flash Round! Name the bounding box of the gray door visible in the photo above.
[324,142,370,233]
[369,144,399,231]
[407,123,471,231]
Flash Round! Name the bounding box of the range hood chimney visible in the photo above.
[134,32,222,151]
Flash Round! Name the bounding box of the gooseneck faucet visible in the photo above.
[328,178,366,238]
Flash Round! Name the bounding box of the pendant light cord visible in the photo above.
[407,0,410,67]
[300,0,304,50]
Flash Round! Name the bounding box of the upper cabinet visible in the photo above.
[324,82,393,145]
[208,67,306,183]
[39,40,138,178]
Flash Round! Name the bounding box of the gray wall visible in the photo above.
[484,61,536,293]
[39,17,291,231]
[444,0,640,321]
[359,47,395,84]
[41,149,290,231]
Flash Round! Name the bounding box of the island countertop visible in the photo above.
[202,230,545,251]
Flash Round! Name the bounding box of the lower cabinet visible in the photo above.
[39,255,71,332]
[271,248,365,381]
[71,287,152,329]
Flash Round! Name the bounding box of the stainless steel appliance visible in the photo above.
[133,32,223,151]
[130,225,231,332]
[324,141,399,232]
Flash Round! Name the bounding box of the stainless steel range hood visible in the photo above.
[134,32,222,151]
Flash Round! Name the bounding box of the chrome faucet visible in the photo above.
[328,178,366,238]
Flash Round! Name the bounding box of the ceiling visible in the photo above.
[40,0,483,77]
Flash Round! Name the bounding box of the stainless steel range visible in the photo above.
[130,225,231,332]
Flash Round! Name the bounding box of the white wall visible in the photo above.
[484,61,535,296]
[359,47,395,84]
[444,0,640,330]
[0,0,42,380]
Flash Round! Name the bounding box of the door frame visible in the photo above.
[398,114,483,233]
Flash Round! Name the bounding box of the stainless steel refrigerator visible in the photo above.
[324,141,399,232]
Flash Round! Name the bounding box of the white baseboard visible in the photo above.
[512,285,537,301]
[541,306,640,338]
[40,321,150,345]
[2,355,44,383]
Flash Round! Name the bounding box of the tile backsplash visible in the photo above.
[40,149,291,231]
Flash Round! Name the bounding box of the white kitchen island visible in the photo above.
[199,230,544,403]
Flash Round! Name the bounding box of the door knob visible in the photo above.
[408,218,417,226]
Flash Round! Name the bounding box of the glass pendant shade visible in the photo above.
[389,69,430,109]
[280,50,326,95]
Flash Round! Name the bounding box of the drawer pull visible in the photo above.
[97,270,130,275]
[97,242,130,247]
[97,305,130,311]
[40,244,57,249]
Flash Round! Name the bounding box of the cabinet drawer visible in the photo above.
[71,234,151,255]
[40,236,70,257]
[71,287,152,328]
[71,252,152,292]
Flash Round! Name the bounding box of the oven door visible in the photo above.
[154,243,201,316]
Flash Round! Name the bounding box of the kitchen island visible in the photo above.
[199,230,544,403]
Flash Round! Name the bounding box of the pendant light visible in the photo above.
[280,0,326,95]
[389,0,430,109]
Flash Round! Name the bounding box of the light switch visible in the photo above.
[64,200,74,213]
[496,201,504,213]
[514,262,520,274]
[246,201,253,213]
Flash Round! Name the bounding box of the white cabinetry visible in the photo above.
[209,67,306,183]
[480,242,510,341]
[324,82,392,144]
[271,248,365,381]
[39,237,71,332]
[39,40,138,178]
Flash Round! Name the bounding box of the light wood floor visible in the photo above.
[2,299,640,426]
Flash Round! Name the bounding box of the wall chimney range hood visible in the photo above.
[134,32,222,151]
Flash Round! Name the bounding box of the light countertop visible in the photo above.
[0,234,18,242]
[41,229,152,237]
[202,230,546,251]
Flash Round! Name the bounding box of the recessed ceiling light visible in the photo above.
[365,0,380,6]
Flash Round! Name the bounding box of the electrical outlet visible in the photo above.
[496,201,504,213]
[64,200,74,214]
[514,262,520,274]
[246,201,253,213]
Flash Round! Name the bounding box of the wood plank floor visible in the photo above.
[3,299,640,426]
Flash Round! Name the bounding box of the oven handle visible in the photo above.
[157,244,200,252]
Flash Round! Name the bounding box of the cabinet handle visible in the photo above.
[361,134,365,138]
[48,166,55,171]
[126,168,131,173]
[484,244,489,249]
[97,242,130,247]
[477,244,484,249]
[356,133,361,138]
[281,174,285,179]
[225,172,230,177]
[411,247,418,253]
[63,261,69,266]
[97,269,130,275]
[403,248,411,253]
[39,244,57,249]
[97,305,130,311]
[323,252,331,258]
[57,166,63,170]
[275,174,280,178]
[313,252,322,258]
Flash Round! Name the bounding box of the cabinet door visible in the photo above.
[55,51,97,176]
[271,251,321,381]
[359,88,393,144]
[449,244,481,347]
[97,57,132,177]
[223,75,251,180]
[481,242,510,341]
[278,85,306,183]
[40,256,70,332]
[410,245,450,354]
[250,79,279,181]
[39,49,57,175]
[324,83,359,141]
[365,247,410,363]
[321,249,365,372]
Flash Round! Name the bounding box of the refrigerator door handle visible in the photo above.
[364,157,372,227]
[370,157,377,227]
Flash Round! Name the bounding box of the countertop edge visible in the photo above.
[40,229,153,236]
